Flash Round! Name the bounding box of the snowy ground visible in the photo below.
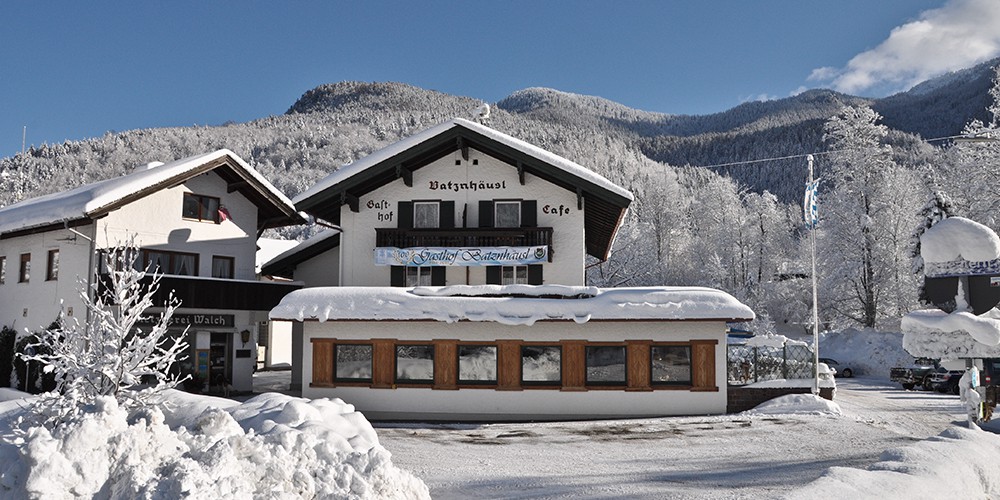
[376,377,990,499]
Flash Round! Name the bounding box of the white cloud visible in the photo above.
[809,0,1000,95]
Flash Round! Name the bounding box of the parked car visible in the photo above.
[819,357,853,378]
[929,367,963,395]
[890,357,939,390]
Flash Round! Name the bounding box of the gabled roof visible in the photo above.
[0,149,303,238]
[260,228,341,278]
[293,118,633,261]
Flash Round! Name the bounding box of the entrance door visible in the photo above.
[209,332,231,392]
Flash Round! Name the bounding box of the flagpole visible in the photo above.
[808,154,820,395]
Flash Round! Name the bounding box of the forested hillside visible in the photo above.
[1,59,998,333]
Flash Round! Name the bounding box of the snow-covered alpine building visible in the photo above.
[265,118,754,420]
[0,150,303,392]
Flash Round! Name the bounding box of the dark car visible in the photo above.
[819,357,853,378]
[929,367,963,395]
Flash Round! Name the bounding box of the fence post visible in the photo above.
[753,347,759,383]
[782,345,788,379]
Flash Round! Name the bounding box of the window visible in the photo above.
[487,265,542,285]
[46,249,59,281]
[586,346,627,385]
[182,193,221,223]
[501,265,528,285]
[334,344,373,382]
[395,344,435,384]
[142,249,198,276]
[18,253,30,283]
[211,256,234,279]
[494,201,521,228]
[458,345,497,384]
[0,256,5,284]
[405,266,433,287]
[413,201,440,229]
[521,345,561,385]
[651,345,692,385]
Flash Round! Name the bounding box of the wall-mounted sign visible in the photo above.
[137,313,235,328]
[375,246,547,266]
[428,180,507,193]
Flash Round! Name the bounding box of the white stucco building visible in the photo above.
[0,150,303,392]
[265,118,754,420]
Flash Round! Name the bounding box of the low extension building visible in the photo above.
[266,118,754,420]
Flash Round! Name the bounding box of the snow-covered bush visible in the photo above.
[17,239,188,427]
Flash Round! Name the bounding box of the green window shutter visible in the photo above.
[398,202,413,229]
[391,266,405,287]
[521,200,537,227]
[486,266,501,285]
[479,200,494,228]
[440,201,455,229]
[528,265,543,285]
[431,267,446,286]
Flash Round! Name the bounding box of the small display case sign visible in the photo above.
[375,246,548,266]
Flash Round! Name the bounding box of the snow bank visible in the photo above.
[789,426,1000,498]
[269,285,754,325]
[0,391,429,499]
[744,394,842,416]
[745,333,807,348]
[818,328,912,378]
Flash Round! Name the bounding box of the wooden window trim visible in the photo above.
[182,193,221,223]
[142,249,200,277]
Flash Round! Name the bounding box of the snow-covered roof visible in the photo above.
[256,237,301,274]
[260,228,341,278]
[0,149,301,236]
[291,118,633,261]
[293,118,633,204]
[901,308,1000,358]
[921,216,1000,277]
[269,285,754,326]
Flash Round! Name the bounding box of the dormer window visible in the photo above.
[183,193,221,223]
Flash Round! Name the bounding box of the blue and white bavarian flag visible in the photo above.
[803,179,820,228]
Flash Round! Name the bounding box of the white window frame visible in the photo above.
[494,200,521,228]
[405,266,434,286]
[501,265,529,285]
[413,201,440,229]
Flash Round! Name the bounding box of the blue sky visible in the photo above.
[2,0,999,159]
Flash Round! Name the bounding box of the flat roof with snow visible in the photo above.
[269,284,755,326]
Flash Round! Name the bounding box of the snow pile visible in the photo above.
[921,216,1000,267]
[818,328,913,377]
[744,394,842,416]
[269,286,754,325]
[789,426,1000,498]
[0,391,429,499]
[902,308,1000,349]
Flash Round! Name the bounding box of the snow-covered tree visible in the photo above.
[18,238,188,427]
[911,189,958,305]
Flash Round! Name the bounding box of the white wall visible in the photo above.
[291,247,339,287]
[266,320,293,368]
[339,148,586,287]
[301,320,728,420]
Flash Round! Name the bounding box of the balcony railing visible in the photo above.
[376,227,554,255]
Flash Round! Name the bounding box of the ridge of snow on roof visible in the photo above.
[920,216,1000,263]
[261,228,340,269]
[292,118,634,205]
[269,285,754,326]
[0,149,295,235]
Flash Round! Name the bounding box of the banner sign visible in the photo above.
[375,246,548,267]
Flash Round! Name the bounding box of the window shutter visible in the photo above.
[528,265,543,285]
[440,201,455,229]
[479,200,494,228]
[431,267,446,286]
[486,266,501,285]
[390,266,405,287]
[521,200,537,227]
[398,202,413,229]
